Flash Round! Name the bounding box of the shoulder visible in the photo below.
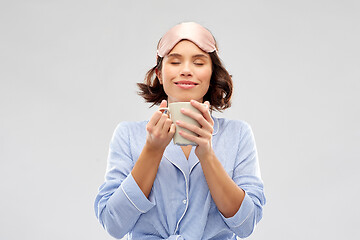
[214,117,253,137]
[112,120,148,138]
[115,120,148,131]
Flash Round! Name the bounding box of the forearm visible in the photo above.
[131,143,164,198]
[199,151,245,218]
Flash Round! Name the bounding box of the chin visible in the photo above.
[168,94,204,103]
[179,98,202,103]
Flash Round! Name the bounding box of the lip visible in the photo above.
[175,80,198,89]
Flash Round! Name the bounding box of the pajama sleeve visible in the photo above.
[221,121,266,238]
[94,122,155,239]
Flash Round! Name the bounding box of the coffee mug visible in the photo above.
[159,102,207,146]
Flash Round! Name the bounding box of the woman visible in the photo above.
[94,22,266,240]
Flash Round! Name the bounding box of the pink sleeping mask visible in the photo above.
[157,22,217,58]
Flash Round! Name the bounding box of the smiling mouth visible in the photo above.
[175,81,198,86]
[175,82,198,89]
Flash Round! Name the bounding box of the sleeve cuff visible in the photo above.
[120,173,155,213]
[222,192,254,228]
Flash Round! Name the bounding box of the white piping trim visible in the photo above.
[189,157,199,174]
[164,155,189,234]
[229,196,254,227]
[234,208,252,227]
[121,184,146,213]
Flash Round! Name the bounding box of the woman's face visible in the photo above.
[157,40,212,104]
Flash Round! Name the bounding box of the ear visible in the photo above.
[155,68,162,84]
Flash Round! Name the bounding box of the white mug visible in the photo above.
[159,102,207,146]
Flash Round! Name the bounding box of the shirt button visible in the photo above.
[183,199,187,204]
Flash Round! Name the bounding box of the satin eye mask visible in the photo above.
[157,22,217,58]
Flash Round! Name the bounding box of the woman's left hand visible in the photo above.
[176,100,215,159]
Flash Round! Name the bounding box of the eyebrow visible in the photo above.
[167,53,182,58]
[193,54,209,59]
[167,53,209,59]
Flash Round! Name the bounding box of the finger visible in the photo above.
[156,111,170,129]
[158,99,168,113]
[159,99,167,108]
[180,107,213,132]
[176,120,210,137]
[190,100,214,124]
[163,118,174,133]
[148,110,163,129]
[178,130,199,145]
[169,122,176,135]
[147,100,168,130]
[204,101,211,111]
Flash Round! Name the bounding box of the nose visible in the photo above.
[180,62,192,77]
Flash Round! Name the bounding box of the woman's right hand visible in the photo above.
[145,100,176,152]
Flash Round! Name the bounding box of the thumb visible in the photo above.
[159,99,167,108]
[158,100,168,114]
[204,101,210,108]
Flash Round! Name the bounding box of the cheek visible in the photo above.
[162,67,178,82]
[198,67,212,82]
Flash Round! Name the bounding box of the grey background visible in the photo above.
[1,0,359,239]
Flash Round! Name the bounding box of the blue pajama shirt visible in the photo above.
[94,116,266,239]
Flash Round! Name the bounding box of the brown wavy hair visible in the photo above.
[137,51,233,112]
